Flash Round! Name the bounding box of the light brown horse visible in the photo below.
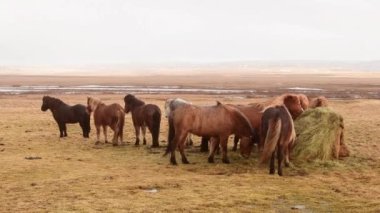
[228,103,264,156]
[124,94,161,147]
[164,101,255,165]
[87,97,125,146]
[259,105,296,176]
[298,93,310,110]
[309,96,329,108]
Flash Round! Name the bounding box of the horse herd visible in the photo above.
[41,94,328,176]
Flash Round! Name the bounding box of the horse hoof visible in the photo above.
[182,159,190,164]
[113,143,118,147]
[105,140,109,144]
[151,145,159,148]
[208,157,214,163]
[222,158,230,164]
[170,160,177,165]
[95,141,101,145]
[269,170,275,175]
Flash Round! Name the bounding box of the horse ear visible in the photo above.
[216,101,222,106]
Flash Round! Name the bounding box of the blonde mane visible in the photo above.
[87,97,104,112]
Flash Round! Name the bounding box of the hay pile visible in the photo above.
[294,107,348,161]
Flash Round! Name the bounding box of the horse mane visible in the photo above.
[43,96,65,108]
[124,94,145,108]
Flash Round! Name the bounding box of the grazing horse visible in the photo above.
[165,98,194,146]
[309,96,329,108]
[268,93,304,120]
[228,103,264,156]
[259,105,296,176]
[124,94,161,147]
[87,97,124,146]
[41,96,90,138]
[298,94,310,110]
[164,101,255,165]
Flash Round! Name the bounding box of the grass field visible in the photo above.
[0,93,379,212]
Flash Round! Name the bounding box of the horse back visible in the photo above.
[94,103,124,125]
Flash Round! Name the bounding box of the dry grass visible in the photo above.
[0,93,379,212]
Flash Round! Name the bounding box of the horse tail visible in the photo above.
[152,109,161,147]
[84,111,91,133]
[259,117,282,164]
[164,116,175,156]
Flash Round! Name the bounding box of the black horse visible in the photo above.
[41,96,91,138]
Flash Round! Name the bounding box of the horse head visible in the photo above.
[309,96,329,108]
[87,97,101,113]
[124,94,145,113]
[298,94,309,110]
[164,98,174,118]
[41,96,50,111]
[283,94,304,119]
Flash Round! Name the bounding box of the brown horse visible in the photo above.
[228,103,264,155]
[41,96,90,138]
[259,105,296,176]
[87,97,125,146]
[124,94,161,147]
[298,93,310,110]
[267,93,304,120]
[309,96,329,108]
[164,101,255,165]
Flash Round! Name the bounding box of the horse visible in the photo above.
[298,93,310,110]
[124,94,161,147]
[41,96,90,138]
[259,105,296,176]
[87,97,124,146]
[309,96,329,108]
[228,103,264,156]
[165,98,194,146]
[164,101,255,165]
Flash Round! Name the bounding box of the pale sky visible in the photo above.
[0,0,379,65]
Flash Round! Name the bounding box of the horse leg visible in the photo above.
[141,125,147,145]
[95,125,101,144]
[103,125,108,143]
[58,122,64,138]
[177,133,189,164]
[277,145,284,176]
[170,133,181,165]
[134,125,140,146]
[63,124,67,137]
[112,123,120,146]
[119,126,124,145]
[269,151,275,175]
[207,137,219,163]
[79,121,85,138]
[200,136,209,152]
[232,135,239,151]
[285,143,290,167]
[220,136,230,164]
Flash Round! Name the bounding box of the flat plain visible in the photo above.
[0,73,379,212]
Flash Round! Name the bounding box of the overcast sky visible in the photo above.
[0,0,379,66]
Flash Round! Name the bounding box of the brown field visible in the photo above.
[0,74,380,212]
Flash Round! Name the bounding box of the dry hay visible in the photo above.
[293,107,349,161]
